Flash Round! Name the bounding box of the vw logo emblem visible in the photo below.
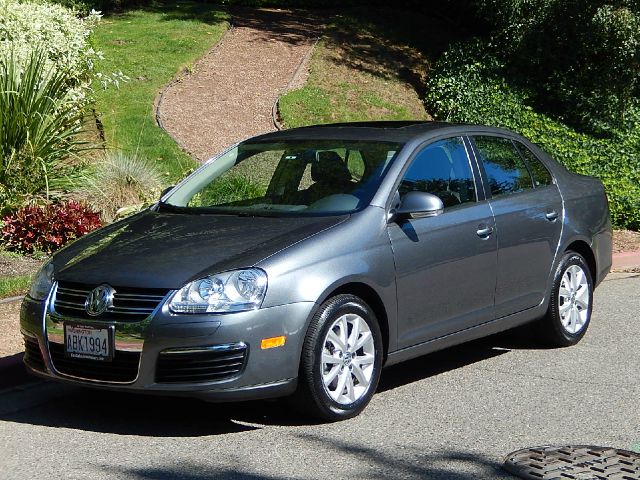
[85,284,115,316]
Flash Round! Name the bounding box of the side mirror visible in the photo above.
[160,185,174,200]
[394,191,444,220]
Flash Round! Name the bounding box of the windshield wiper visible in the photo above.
[156,201,189,213]
[157,202,259,217]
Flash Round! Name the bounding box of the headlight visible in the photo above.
[28,261,54,301]
[168,268,267,314]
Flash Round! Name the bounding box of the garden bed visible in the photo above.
[613,230,640,253]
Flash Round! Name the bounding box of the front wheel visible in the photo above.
[539,251,594,347]
[294,294,383,421]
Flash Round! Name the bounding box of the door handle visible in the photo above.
[545,210,559,221]
[476,225,494,238]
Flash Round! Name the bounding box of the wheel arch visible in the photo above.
[318,282,390,362]
[565,240,597,284]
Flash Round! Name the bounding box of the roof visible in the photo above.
[247,121,470,143]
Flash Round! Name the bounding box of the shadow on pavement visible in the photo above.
[0,328,537,437]
[0,352,36,390]
[0,385,264,437]
[379,326,546,393]
[112,439,513,479]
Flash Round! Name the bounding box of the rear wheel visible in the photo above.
[540,251,593,347]
[294,294,383,421]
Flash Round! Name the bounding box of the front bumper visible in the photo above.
[20,291,316,402]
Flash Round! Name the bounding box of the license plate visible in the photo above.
[64,324,114,361]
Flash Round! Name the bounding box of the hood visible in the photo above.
[53,210,347,289]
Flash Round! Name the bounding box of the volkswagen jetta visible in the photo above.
[21,121,612,420]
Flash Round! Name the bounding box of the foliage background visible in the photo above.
[2,0,639,237]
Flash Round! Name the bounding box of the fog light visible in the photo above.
[261,336,286,349]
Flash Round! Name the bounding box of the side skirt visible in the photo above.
[384,304,546,367]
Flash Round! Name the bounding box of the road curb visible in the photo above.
[612,250,640,272]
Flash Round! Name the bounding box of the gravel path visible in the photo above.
[158,8,326,162]
[0,301,22,357]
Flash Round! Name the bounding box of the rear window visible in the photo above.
[474,136,534,197]
[514,142,553,187]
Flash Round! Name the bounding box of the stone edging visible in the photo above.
[0,295,23,305]
[271,36,322,131]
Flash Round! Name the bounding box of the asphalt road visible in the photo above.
[1,273,638,480]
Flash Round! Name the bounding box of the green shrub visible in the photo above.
[74,151,164,222]
[475,0,640,133]
[425,41,640,230]
[0,0,126,214]
[0,51,88,213]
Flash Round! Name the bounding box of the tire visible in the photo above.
[539,251,594,347]
[294,294,383,421]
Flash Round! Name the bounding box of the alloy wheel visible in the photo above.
[320,313,376,405]
[558,264,590,334]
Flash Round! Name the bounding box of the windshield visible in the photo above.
[162,139,403,216]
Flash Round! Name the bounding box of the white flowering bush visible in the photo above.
[0,0,126,213]
[0,0,125,109]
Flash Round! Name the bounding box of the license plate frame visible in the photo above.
[64,323,115,362]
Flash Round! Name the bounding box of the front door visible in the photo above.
[388,137,498,349]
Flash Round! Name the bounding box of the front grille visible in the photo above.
[156,344,247,384]
[23,336,46,372]
[54,281,169,322]
[49,342,140,383]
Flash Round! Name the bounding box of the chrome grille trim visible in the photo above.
[155,343,249,384]
[116,293,166,301]
[53,300,85,311]
[160,343,247,355]
[53,282,170,321]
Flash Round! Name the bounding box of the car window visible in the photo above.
[474,136,534,197]
[346,150,365,181]
[399,137,477,208]
[514,141,553,187]
[189,150,279,207]
[165,140,402,216]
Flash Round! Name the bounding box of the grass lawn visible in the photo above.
[0,275,32,299]
[0,250,43,299]
[92,1,229,182]
[278,8,463,127]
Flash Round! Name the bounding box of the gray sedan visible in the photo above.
[21,121,612,421]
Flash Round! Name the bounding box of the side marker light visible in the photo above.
[261,336,286,349]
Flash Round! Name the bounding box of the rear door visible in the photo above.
[470,135,563,318]
[388,136,498,348]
